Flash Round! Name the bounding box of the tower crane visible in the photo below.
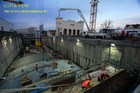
[58,8,90,32]
[89,0,99,32]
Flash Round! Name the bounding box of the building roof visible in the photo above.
[124,24,140,29]
[56,17,63,20]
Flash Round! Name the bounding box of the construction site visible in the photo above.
[0,0,140,93]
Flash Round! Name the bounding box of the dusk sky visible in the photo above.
[0,0,140,31]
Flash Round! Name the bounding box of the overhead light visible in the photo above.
[61,37,63,42]
[9,38,12,42]
[77,39,80,42]
[111,43,115,47]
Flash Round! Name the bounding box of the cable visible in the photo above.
[39,0,41,25]
[41,0,44,25]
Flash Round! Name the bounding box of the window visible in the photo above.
[63,29,67,35]
[69,29,71,35]
[60,32,62,36]
[128,25,133,29]
[77,30,80,36]
[1,26,4,31]
[73,29,76,36]
[70,24,74,26]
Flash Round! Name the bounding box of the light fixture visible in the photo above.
[77,39,80,42]
[111,43,115,47]
[9,35,12,42]
[9,38,12,42]
[2,39,7,47]
[61,37,63,42]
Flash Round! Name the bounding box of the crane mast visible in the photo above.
[90,0,99,32]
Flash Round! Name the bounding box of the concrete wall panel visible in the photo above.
[0,36,22,78]
[45,37,140,69]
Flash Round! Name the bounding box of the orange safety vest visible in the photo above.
[82,80,91,88]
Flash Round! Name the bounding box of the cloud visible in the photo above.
[112,14,140,29]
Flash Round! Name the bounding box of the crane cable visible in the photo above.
[41,0,44,25]
[39,0,41,25]
[39,0,44,25]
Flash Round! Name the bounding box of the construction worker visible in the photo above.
[98,72,110,82]
[35,64,39,72]
[82,75,92,90]
[21,69,24,73]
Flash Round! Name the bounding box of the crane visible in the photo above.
[89,0,99,32]
[3,0,24,5]
[58,8,90,32]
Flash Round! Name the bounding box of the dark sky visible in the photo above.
[0,0,140,31]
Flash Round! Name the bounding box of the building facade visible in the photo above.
[56,17,84,36]
[124,24,140,31]
[47,30,56,37]
[0,18,14,32]
[124,24,140,37]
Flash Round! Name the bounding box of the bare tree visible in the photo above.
[100,20,114,29]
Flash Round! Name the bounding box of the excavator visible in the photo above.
[3,0,24,5]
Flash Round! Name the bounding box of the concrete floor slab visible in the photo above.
[0,59,81,90]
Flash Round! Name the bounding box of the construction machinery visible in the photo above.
[35,25,42,46]
[89,0,99,32]
[58,8,90,32]
[81,31,108,39]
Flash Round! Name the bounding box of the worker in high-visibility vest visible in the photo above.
[82,75,92,90]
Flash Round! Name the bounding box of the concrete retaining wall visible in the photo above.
[0,36,22,78]
[44,37,140,69]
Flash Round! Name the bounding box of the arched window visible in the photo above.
[60,32,62,36]
[128,25,133,29]
[1,26,4,31]
[77,30,80,36]
[69,29,72,36]
[63,29,67,35]
[73,29,76,36]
